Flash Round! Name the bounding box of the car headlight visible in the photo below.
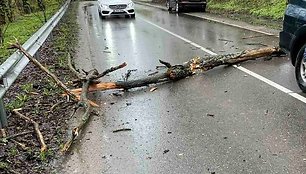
[127,2,134,8]
[100,4,108,8]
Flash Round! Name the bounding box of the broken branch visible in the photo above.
[10,43,75,98]
[62,70,99,153]
[68,47,282,94]
[10,43,98,107]
[12,109,47,152]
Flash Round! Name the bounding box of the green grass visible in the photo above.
[208,0,287,19]
[0,1,61,64]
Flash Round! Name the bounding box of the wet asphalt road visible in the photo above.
[61,2,306,174]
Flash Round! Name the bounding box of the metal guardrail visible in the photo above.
[0,0,71,129]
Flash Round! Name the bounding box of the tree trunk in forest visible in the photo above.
[0,0,6,25]
[22,0,31,14]
[6,0,13,22]
[0,0,6,45]
[37,0,47,22]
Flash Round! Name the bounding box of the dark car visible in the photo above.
[166,0,206,13]
[280,0,306,92]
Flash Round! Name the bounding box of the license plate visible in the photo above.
[114,9,123,12]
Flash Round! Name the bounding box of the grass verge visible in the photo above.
[208,0,287,20]
[0,1,62,64]
[1,1,79,173]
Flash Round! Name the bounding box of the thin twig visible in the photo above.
[94,62,127,80]
[67,53,83,79]
[1,131,33,142]
[12,109,47,152]
[113,128,132,133]
[50,101,65,112]
[11,139,28,150]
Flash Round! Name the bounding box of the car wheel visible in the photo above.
[131,14,135,18]
[125,15,130,18]
[101,15,106,19]
[295,44,306,92]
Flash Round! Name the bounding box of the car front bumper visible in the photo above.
[99,6,135,16]
[279,31,293,53]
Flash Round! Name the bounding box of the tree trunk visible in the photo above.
[0,0,7,25]
[6,0,13,22]
[0,0,6,46]
[37,0,46,22]
[22,0,31,14]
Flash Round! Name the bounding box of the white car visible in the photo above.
[98,0,135,19]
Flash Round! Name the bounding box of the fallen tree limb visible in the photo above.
[10,43,99,107]
[61,63,127,152]
[61,70,99,153]
[69,47,282,94]
[12,109,47,152]
[10,43,75,98]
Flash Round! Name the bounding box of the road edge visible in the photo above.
[134,1,280,37]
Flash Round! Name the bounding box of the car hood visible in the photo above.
[99,0,132,5]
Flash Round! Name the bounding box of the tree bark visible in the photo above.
[69,46,282,94]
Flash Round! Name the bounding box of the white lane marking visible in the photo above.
[289,93,306,103]
[233,65,293,94]
[138,17,217,56]
[186,13,277,37]
[139,17,306,104]
[135,2,278,37]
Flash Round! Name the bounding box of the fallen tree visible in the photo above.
[69,47,282,94]
[10,43,282,152]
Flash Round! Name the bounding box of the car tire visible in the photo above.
[131,14,135,18]
[101,15,106,19]
[125,15,130,18]
[295,44,306,92]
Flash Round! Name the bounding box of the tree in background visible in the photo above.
[0,0,7,45]
[6,0,13,22]
[22,0,31,14]
[37,0,46,22]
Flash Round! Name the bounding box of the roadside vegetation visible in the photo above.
[1,1,79,173]
[208,0,287,20]
[0,0,66,63]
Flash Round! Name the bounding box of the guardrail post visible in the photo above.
[0,99,7,128]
